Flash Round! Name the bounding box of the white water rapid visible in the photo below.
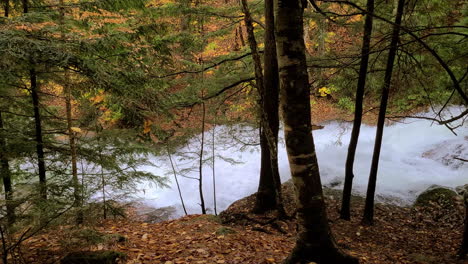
[136,107,468,219]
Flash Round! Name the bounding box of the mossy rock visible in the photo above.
[414,186,458,208]
[104,233,127,243]
[61,250,126,264]
[408,253,437,264]
[216,227,236,235]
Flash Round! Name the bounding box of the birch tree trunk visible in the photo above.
[275,0,358,263]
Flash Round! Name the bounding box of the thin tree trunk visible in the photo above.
[60,0,83,225]
[65,73,82,224]
[340,0,375,221]
[241,0,285,217]
[238,25,245,47]
[24,0,46,202]
[181,0,191,31]
[275,0,358,263]
[101,165,106,219]
[97,130,107,220]
[362,0,405,226]
[252,0,278,214]
[167,148,188,216]
[30,68,47,200]
[254,130,277,212]
[198,101,206,214]
[211,116,217,216]
[241,0,264,92]
[262,0,283,217]
[460,191,468,258]
[0,111,14,225]
[0,224,9,264]
[22,0,27,13]
[3,0,8,17]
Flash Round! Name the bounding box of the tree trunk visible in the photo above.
[181,0,191,31]
[22,0,27,13]
[0,111,14,225]
[252,0,281,213]
[254,131,277,212]
[362,0,405,226]
[275,1,358,263]
[1,0,13,226]
[340,0,375,221]
[167,148,188,216]
[460,191,468,258]
[199,101,206,214]
[60,0,83,225]
[65,71,82,224]
[100,151,107,220]
[3,0,8,17]
[30,68,47,200]
[241,0,285,216]
[211,116,217,215]
[24,0,46,202]
[238,25,245,47]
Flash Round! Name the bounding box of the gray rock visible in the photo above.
[422,138,468,169]
[456,184,468,196]
[139,206,177,223]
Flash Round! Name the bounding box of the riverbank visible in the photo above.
[19,180,466,264]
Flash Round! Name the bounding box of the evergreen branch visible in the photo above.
[318,0,468,104]
[176,76,255,108]
[154,52,261,78]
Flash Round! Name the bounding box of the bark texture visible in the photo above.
[30,68,47,200]
[0,111,14,225]
[60,0,83,224]
[1,0,13,225]
[3,0,8,17]
[362,0,405,225]
[241,0,284,216]
[341,0,375,220]
[251,0,283,215]
[275,0,358,263]
[22,0,27,13]
[460,191,468,258]
[198,101,206,215]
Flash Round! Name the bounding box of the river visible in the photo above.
[136,107,468,218]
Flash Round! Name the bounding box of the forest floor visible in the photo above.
[11,101,464,264]
[17,180,467,264]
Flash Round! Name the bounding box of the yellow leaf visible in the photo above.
[143,120,153,134]
[71,127,82,133]
[91,94,104,103]
[319,87,331,97]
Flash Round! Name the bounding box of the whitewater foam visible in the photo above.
[136,107,468,218]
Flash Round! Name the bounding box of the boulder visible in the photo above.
[456,184,468,196]
[61,251,126,264]
[414,186,458,208]
[139,206,177,223]
[422,138,468,169]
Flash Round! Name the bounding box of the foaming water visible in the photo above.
[136,107,468,218]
